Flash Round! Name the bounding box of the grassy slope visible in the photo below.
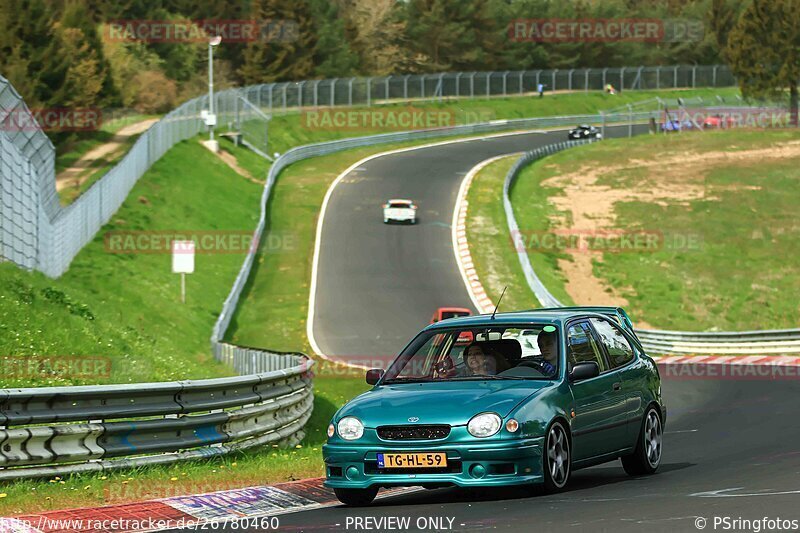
[1,139,263,387]
[469,129,800,330]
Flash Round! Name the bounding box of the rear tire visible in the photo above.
[334,487,379,506]
[543,421,571,493]
[622,406,663,476]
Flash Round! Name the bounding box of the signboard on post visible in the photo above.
[172,240,195,303]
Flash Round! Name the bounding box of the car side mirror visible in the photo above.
[366,368,384,385]
[569,361,600,382]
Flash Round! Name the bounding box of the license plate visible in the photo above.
[377,452,447,469]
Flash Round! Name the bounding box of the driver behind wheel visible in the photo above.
[534,329,558,376]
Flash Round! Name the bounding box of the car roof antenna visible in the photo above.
[490,286,507,320]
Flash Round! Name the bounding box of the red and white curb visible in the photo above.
[452,154,519,315]
[3,478,420,532]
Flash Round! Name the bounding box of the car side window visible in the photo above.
[567,322,607,373]
[590,318,634,368]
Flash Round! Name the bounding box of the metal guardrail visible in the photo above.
[210,111,667,350]
[0,351,313,481]
[501,139,800,355]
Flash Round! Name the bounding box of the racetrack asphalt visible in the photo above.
[311,125,647,364]
[175,374,800,532]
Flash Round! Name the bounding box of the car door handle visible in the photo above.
[612,382,621,391]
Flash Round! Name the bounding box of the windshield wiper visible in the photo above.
[382,377,435,384]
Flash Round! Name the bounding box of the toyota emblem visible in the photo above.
[407,417,420,423]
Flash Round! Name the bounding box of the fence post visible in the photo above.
[456,72,462,97]
[331,79,335,106]
[438,73,445,101]
[712,65,718,87]
[552,69,557,91]
[282,83,287,111]
[348,78,354,106]
[385,75,391,100]
[584,69,589,92]
[502,71,509,95]
[674,66,678,88]
[486,72,490,96]
[568,68,574,91]
[469,72,475,98]
[519,71,524,94]
[535,70,541,91]
[620,67,625,91]
[656,67,660,89]
[404,75,409,100]
[366,78,371,107]
[313,80,319,107]
[298,81,304,108]
[692,66,697,88]
[602,68,608,88]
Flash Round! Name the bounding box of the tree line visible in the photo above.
[0,0,796,119]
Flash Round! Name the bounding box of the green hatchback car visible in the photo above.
[323,306,665,506]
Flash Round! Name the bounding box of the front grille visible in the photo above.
[377,424,451,441]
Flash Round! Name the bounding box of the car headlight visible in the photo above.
[337,416,364,440]
[467,412,502,438]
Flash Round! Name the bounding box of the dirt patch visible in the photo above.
[541,139,800,316]
[56,118,159,192]
[214,148,264,185]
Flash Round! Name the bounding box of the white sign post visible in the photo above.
[172,240,195,304]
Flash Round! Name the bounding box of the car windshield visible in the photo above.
[440,310,470,320]
[388,202,411,208]
[382,324,560,383]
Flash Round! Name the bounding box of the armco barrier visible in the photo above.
[209,111,667,351]
[501,140,800,355]
[0,352,313,481]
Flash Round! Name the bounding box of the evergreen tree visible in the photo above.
[725,0,800,124]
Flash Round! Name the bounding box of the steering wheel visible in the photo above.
[518,358,549,373]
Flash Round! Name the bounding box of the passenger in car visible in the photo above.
[463,343,497,376]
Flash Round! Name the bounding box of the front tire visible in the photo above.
[543,421,571,493]
[334,487,379,506]
[622,406,663,476]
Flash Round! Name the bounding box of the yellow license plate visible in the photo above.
[377,452,447,469]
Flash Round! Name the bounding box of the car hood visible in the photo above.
[340,380,550,427]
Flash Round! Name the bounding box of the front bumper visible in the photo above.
[322,436,544,489]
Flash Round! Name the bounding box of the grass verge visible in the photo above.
[467,128,800,330]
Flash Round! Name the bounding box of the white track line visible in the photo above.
[307,130,548,361]
[451,154,519,314]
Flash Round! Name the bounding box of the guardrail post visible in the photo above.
[628,104,633,137]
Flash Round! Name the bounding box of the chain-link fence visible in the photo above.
[237,65,736,113]
[0,65,738,278]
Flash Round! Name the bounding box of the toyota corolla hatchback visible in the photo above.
[323,306,665,506]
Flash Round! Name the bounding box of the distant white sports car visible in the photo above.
[383,199,417,224]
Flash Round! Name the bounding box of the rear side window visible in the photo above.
[590,318,634,368]
[567,322,606,372]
